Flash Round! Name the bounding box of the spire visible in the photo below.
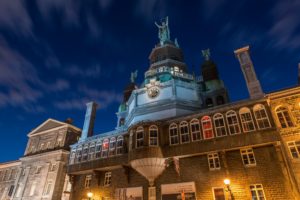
[234,46,264,99]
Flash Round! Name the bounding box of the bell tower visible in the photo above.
[234,46,264,99]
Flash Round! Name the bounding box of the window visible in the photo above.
[116,136,124,155]
[276,106,293,128]
[213,113,227,137]
[88,143,95,160]
[241,148,256,166]
[149,125,158,146]
[136,127,144,148]
[213,188,225,200]
[287,141,300,158]
[239,107,255,132]
[76,147,82,163]
[216,96,225,105]
[95,140,102,158]
[208,153,221,170]
[226,111,241,135]
[50,163,56,172]
[190,119,201,141]
[29,182,36,196]
[104,172,112,186]
[102,139,109,158]
[250,184,266,200]
[206,98,213,107]
[43,181,52,196]
[40,143,45,150]
[202,116,214,139]
[109,137,116,156]
[85,175,92,188]
[180,121,190,143]
[8,185,14,197]
[169,123,179,145]
[70,151,76,164]
[253,104,271,129]
[82,144,89,161]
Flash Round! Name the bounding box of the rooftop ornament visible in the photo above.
[155,16,170,45]
[202,48,211,61]
[130,70,138,83]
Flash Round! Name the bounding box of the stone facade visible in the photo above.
[0,119,81,200]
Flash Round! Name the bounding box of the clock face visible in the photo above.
[147,86,160,98]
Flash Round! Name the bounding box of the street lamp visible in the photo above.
[87,192,93,200]
[224,179,234,200]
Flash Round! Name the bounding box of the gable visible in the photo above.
[28,119,66,136]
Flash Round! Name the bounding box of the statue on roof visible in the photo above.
[155,16,170,45]
[130,70,138,83]
[202,49,211,61]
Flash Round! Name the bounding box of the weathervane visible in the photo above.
[155,16,170,45]
[130,70,138,83]
[202,49,211,61]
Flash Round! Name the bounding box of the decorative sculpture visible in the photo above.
[202,49,211,61]
[155,16,170,45]
[130,70,138,83]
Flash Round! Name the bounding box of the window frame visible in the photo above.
[116,136,124,155]
[104,172,112,187]
[84,175,92,188]
[276,106,293,128]
[43,181,53,196]
[213,113,227,137]
[212,187,225,200]
[201,116,214,139]
[101,139,109,158]
[88,142,95,160]
[169,123,179,145]
[136,126,144,148]
[208,152,221,170]
[240,148,256,166]
[190,119,201,141]
[287,141,300,159]
[249,184,266,200]
[239,107,256,133]
[179,121,190,144]
[109,137,116,157]
[149,125,159,146]
[253,104,271,130]
[226,110,241,135]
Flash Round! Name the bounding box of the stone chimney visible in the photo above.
[80,102,98,141]
[234,46,264,99]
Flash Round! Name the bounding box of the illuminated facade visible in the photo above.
[67,18,300,200]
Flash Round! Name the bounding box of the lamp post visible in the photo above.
[224,179,234,200]
[87,192,93,200]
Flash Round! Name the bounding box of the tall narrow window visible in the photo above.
[149,125,158,146]
[287,141,300,159]
[116,136,124,155]
[239,107,255,132]
[250,184,266,200]
[76,147,82,163]
[95,140,102,158]
[109,137,116,156]
[82,144,89,161]
[136,127,144,148]
[180,121,190,143]
[43,181,53,196]
[202,116,214,139]
[84,175,92,188]
[88,142,95,160]
[101,139,109,158]
[208,153,221,170]
[276,106,293,128]
[190,119,201,141]
[169,123,179,145]
[213,113,227,137]
[104,172,112,186]
[253,104,271,129]
[8,185,14,197]
[29,182,36,196]
[240,148,256,166]
[226,111,240,135]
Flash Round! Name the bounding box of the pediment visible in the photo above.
[28,118,66,136]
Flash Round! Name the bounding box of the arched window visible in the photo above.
[70,150,76,164]
[213,113,227,137]
[82,144,89,161]
[190,119,201,141]
[216,96,225,105]
[169,123,179,145]
[101,139,109,158]
[88,142,95,160]
[109,137,116,156]
[180,121,190,143]
[239,107,255,132]
[253,104,271,129]
[76,146,82,163]
[201,116,214,139]
[226,111,241,135]
[206,98,213,107]
[136,126,144,148]
[116,136,124,155]
[276,106,293,128]
[149,125,158,146]
[95,140,102,158]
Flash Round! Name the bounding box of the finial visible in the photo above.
[130,70,138,83]
[202,49,211,61]
[175,38,179,47]
[155,16,170,45]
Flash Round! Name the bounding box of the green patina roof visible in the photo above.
[118,103,127,112]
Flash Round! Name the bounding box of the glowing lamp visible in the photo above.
[224,179,230,185]
[87,192,93,198]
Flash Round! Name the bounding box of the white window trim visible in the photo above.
[249,184,266,200]
[109,137,116,156]
[226,110,241,135]
[149,125,159,146]
[201,116,214,139]
[239,107,256,133]
[116,136,124,155]
[169,123,179,146]
[287,141,300,159]
[190,119,201,141]
[179,121,190,144]
[104,172,112,187]
[84,175,92,188]
[207,152,221,170]
[136,127,144,148]
[253,104,271,130]
[276,106,294,128]
[240,148,256,166]
[213,113,227,137]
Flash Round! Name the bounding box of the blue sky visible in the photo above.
[0,0,299,162]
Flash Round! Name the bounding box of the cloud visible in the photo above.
[0,0,33,36]
[65,65,102,78]
[135,0,168,22]
[54,85,122,110]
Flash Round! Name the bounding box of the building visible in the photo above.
[67,18,300,200]
[0,119,81,200]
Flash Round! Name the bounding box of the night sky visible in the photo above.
[0,0,299,163]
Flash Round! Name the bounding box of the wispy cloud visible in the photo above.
[135,0,168,22]
[65,65,102,78]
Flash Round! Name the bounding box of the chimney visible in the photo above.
[80,102,98,141]
[234,46,264,99]
[298,63,300,85]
